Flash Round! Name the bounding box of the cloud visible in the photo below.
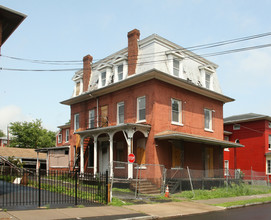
[0,105,33,133]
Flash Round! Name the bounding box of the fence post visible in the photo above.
[106,171,108,204]
[38,168,41,207]
[75,170,78,206]
[187,166,195,199]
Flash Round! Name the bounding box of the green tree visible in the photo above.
[9,119,56,149]
[0,129,5,137]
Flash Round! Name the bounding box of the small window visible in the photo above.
[74,114,80,131]
[76,82,80,96]
[118,65,123,81]
[173,59,179,77]
[117,102,124,124]
[137,96,146,122]
[171,99,182,124]
[205,73,211,89]
[65,129,69,142]
[101,71,106,86]
[269,135,271,150]
[89,109,95,129]
[65,149,69,155]
[204,109,212,131]
[267,160,271,174]
[269,122,271,128]
[233,124,240,130]
[58,134,62,143]
[224,160,229,176]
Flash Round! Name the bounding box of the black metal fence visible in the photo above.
[0,167,108,209]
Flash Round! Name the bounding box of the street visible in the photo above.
[173,203,271,220]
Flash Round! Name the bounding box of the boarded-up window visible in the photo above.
[49,150,69,167]
[101,106,108,127]
[76,82,80,96]
[136,138,146,165]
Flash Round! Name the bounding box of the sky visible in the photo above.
[1,0,271,134]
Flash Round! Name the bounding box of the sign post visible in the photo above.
[128,153,135,163]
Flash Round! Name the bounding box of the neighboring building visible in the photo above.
[0,146,46,169]
[56,124,70,147]
[0,137,8,147]
[224,113,271,179]
[59,29,241,180]
[0,5,26,53]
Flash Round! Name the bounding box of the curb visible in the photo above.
[223,200,271,209]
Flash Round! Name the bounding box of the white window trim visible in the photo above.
[166,52,184,78]
[65,129,69,142]
[204,108,213,132]
[58,134,62,144]
[117,101,124,125]
[74,114,79,131]
[171,98,183,126]
[89,109,95,129]
[266,158,271,174]
[137,96,146,123]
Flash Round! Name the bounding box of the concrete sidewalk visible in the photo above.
[1,193,271,220]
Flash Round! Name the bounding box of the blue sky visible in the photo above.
[1,0,271,133]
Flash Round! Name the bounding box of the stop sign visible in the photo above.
[128,153,135,163]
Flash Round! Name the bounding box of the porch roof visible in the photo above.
[75,123,151,137]
[35,146,70,153]
[154,130,244,148]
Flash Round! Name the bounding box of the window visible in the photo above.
[65,149,69,155]
[137,96,146,122]
[171,99,182,124]
[58,134,62,143]
[233,124,240,130]
[269,122,271,128]
[65,129,69,142]
[269,135,271,150]
[118,65,123,81]
[117,102,124,124]
[173,59,179,77]
[89,109,95,129]
[205,73,211,89]
[76,82,80,96]
[74,114,79,131]
[267,160,271,174]
[101,71,106,86]
[224,160,229,176]
[204,109,212,131]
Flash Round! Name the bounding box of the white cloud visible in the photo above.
[0,105,33,133]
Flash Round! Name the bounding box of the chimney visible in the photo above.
[127,29,140,76]
[83,54,93,92]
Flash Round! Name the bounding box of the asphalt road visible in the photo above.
[172,203,271,220]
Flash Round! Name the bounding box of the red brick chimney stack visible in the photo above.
[127,29,140,76]
[83,54,93,92]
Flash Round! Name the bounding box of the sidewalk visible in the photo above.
[1,193,271,220]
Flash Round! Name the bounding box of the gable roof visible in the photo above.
[0,5,26,46]
[224,113,271,124]
[0,147,46,160]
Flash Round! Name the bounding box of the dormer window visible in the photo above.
[118,65,123,81]
[101,71,106,87]
[173,59,180,77]
[76,82,80,96]
[205,72,211,89]
[166,51,184,78]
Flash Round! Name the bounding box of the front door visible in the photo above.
[99,141,109,174]
[205,147,214,177]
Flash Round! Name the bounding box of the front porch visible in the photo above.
[74,123,151,178]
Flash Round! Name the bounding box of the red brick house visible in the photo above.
[224,113,271,180]
[60,29,241,180]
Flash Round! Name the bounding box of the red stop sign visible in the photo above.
[128,153,135,163]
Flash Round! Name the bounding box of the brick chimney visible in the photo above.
[83,54,93,92]
[127,29,140,76]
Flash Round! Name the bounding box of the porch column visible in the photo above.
[109,133,114,178]
[80,137,84,175]
[127,136,133,179]
[93,136,98,176]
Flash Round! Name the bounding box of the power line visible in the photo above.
[1,42,271,72]
[1,31,271,65]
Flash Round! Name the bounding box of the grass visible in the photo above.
[172,184,271,200]
[214,196,271,207]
